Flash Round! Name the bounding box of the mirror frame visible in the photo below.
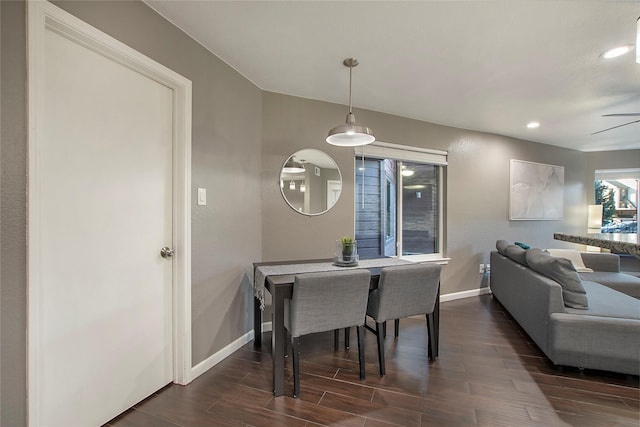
[279,149,342,216]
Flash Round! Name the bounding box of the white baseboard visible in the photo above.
[191,289,490,381]
[190,331,252,380]
[190,322,273,381]
[440,287,491,302]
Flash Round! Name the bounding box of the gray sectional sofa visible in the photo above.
[490,241,640,375]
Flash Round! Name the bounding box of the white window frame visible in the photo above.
[595,168,639,232]
[356,141,448,263]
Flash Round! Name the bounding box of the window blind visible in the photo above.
[595,168,640,180]
[354,141,448,165]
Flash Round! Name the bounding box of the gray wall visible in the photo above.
[1,1,28,425]
[1,1,262,424]
[262,93,360,261]
[261,92,627,295]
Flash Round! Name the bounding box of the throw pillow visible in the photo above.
[505,245,528,266]
[496,240,510,255]
[545,249,594,273]
[515,241,531,250]
[526,248,589,309]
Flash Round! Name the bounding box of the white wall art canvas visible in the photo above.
[510,159,564,220]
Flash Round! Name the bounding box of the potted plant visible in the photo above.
[339,235,356,262]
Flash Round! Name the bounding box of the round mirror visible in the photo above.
[279,149,342,215]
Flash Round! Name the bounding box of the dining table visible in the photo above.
[253,257,440,397]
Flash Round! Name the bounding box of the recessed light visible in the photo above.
[600,45,634,59]
[527,122,540,129]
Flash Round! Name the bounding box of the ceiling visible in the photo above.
[144,1,640,152]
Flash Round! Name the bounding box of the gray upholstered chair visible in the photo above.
[286,269,371,397]
[366,263,441,376]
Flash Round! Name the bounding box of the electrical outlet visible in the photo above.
[479,264,485,274]
[485,264,491,273]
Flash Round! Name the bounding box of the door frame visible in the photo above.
[326,179,341,210]
[27,2,192,424]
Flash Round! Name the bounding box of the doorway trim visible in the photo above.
[27,2,192,424]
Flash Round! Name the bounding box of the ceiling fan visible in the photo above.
[591,113,640,135]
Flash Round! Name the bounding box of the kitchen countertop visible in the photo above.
[553,232,639,258]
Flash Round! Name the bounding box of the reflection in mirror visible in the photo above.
[279,149,342,215]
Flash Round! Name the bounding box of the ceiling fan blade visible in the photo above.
[602,113,640,117]
[591,119,640,135]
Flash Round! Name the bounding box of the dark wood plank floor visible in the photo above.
[106,295,639,426]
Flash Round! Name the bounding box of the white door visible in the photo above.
[28,3,192,426]
[327,179,342,209]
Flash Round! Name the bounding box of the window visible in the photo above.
[401,162,440,255]
[595,169,639,234]
[355,142,446,261]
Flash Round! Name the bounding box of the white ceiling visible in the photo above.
[144,0,640,152]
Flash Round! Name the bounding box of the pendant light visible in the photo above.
[401,165,414,177]
[282,158,305,173]
[326,58,375,146]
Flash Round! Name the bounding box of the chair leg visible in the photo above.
[292,336,301,397]
[344,327,350,349]
[376,322,386,376]
[382,321,387,338]
[356,325,365,380]
[334,329,339,351]
[394,319,400,338]
[426,313,436,362]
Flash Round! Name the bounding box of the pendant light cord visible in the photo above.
[361,146,365,209]
[348,64,353,115]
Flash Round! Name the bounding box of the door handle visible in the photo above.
[160,247,174,258]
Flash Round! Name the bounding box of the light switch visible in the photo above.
[197,188,207,206]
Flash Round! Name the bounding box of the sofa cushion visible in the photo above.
[504,245,528,266]
[579,271,640,299]
[496,240,509,255]
[526,249,589,309]
[565,281,640,319]
[546,249,593,273]
[580,252,620,272]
